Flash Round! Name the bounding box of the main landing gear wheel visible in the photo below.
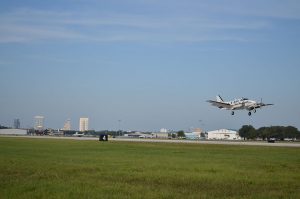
[248,112,252,116]
[231,111,235,115]
[254,109,256,113]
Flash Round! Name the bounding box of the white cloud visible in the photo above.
[0,7,271,43]
[203,0,300,20]
[0,24,87,43]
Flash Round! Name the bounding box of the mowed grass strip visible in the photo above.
[0,137,299,199]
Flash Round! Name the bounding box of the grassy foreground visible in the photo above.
[0,137,299,199]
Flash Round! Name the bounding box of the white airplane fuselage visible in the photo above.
[208,95,273,116]
[226,99,256,110]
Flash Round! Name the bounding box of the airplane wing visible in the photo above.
[207,100,232,109]
[248,103,274,110]
[256,103,274,108]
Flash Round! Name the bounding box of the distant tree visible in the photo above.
[239,125,256,140]
[0,125,10,129]
[268,126,283,140]
[63,130,77,136]
[283,126,299,139]
[240,125,300,140]
[177,130,185,138]
[171,133,177,139]
[248,128,258,140]
[85,130,96,135]
[257,127,268,140]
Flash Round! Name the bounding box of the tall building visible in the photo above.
[13,118,20,129]
[34,116,44,130]
[63,119,71,131]
[79,118,89,131]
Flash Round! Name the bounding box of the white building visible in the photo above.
[152,132,169,139]
[0,129,27,135]
[207,129,241,140]
[160,128,168,133]
[34,116,44,130]
[185,132,202,140]
[185,128,205,140]
[79,118,89,131]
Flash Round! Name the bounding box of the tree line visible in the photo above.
[0,125,10,129]
[239,125,300,140]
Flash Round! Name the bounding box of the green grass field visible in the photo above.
[0,137,299,199]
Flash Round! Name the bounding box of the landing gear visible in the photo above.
[248,112,252,116]
[254,109,256,113]
[231,111,235,115]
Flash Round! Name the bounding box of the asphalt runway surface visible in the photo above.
[2,135,300,148]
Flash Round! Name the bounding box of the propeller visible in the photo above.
[258,98,274,107]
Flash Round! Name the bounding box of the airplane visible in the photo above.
[72,132,84,137]
[207,95,273,116]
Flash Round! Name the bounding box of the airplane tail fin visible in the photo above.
[216,95,224,102]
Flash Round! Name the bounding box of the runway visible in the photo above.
[113,138,300,147]
[1,135,300,148]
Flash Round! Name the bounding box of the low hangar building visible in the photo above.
[207,129,241,140]
[0,129,28,135]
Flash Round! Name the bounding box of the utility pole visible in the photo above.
[118,120,121,136]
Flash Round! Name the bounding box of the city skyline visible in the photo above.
[1,1,300,131]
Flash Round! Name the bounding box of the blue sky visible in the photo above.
[0,0,300,131]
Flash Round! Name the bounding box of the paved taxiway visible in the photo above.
[114,138,300,147]
[1,135,300,147]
